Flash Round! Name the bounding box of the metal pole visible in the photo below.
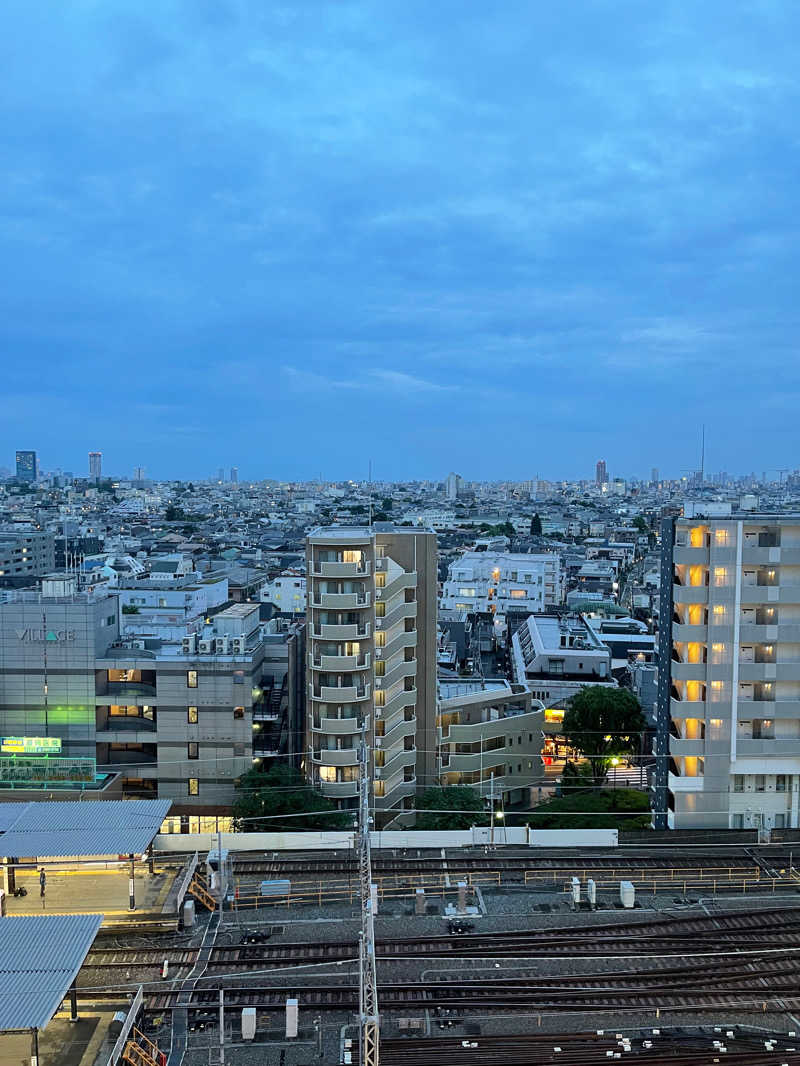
[218,988,225,1065]
[490,772,495,849]
[129,853,136,911]
[31,1027,39,1066]
[69,983,78,1023]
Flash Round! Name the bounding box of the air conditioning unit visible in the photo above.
[215,637,230,654]
[375,648,383,659]
[198,639,214,654]
[374,707,382,717]
[375,679,382,689]
[375,738,382,747]
[374,767,383,778]
[182,634,197,655]
[231,637,246,654]
[131,639,146,650]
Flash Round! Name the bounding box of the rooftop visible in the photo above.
[0,798,171,857]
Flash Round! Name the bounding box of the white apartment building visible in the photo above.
[402,509,455,530]
[657,515,800,831]
[511,613,614,706]
[441,551,563,617]
[305,525,437,825]
[261,570,307,614]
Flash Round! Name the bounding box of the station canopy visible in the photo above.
[0,798,171,858]
[0,913,103,1031]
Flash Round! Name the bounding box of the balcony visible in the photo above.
[738,698,800,717]
[311,652,371,672]
[380,716,417,747]
[670,697,705,714]
[672,623,707,642]
[312,560,372,578]
[312,748,359,766]
[312,683,371,703]
[374,778,417,806]
[668,771,704,792]
[102,682,157,700]
[741,546,782,565]
[669,737,706,757]
[673,547,709,565]
[313,716,361,735]
[671,661,707,682]
[375,599,417,631]
[319,779,360,799]
[313,591,371,610]
[314,622,371,640]
[673,586,709,605]
[737,737,800,757]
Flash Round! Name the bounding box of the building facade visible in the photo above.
[305,525,437,825]
[657,515,800,831]
[0,532,55,586]
[15,450,37,482]
[511,612,614,706]
[441,551,563,617]
[88,452,102,480]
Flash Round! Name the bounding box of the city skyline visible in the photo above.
[1,3,799,478]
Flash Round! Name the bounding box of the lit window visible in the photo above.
[188,778,199,796]
[187,670,198,688]
[711,643,725,664]
[715,528,730,546]
[188,742,199,759]
[710,680,724,701]
[319,765,336,782]
[713,568,728,587]
[188,706,198,724]
[458,588,476,597]
[509,590,527,600]
[712,605,726,622]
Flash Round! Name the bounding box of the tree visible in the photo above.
[530,513,542,536]
[381,497,393,512]
[232,764,351,831]
[165,504,185,522]
[561,686,646,786]
[633,515,649,534]
[415,786,485,830]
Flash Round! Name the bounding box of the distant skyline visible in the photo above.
[1,2,799,479]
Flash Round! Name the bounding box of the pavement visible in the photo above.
[5,865,174,919]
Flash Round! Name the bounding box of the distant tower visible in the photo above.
[445,472,462,501]
[230,467,238,484]
[88,451,102,481]
[15,450,37,482]
[651,467,659,486]
[217,467,225,483]
[133,466,145,483]
[595,459,607,487]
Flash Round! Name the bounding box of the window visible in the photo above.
[319,765,336,782]
[188,778,199,796]
[714,567,728,587]
[548,659,564,674]
[187,670,198,688]
[755,774,766,792]
[458,588,476,597]
[509,590,527,599]
[234,707,245,719]
[233,671,244,685]
[715,528,730,547]
[711,643,725,664]
[732,813,744,829]
[777,775,787,793]
[375,660,385,676]
[188,742,199,760]
[188,706,198,724]
[775,813,786,828]
[712,605,727,623]
[375,601,385,617]
[733,775,744,792]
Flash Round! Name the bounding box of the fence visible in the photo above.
[105,985,143,1066]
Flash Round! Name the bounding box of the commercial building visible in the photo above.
[511,612,615,707]
[596,459,607,487]
[0,532,55,586]
[305,524,437,825]
[441,551,563,617]
[656,515,800,831]
[15,451,37,482]
[88,452,102,480]
[437,678,544,805]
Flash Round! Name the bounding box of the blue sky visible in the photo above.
[1,1,799,481]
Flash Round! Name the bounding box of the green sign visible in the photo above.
[0,736,62,755]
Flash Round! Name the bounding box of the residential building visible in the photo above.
[402,509,455,530]
[231,467,238,484]
[15,450,37,482]
[595,459,607,487]
[0,532,55,586]
[511,612,615,706]
[437,678,544,805]
[88,452,102,480]
[656,515,800,831]
[445,472,462,501]
[305,525,437,825]
[441,551,563,617]
[260,571,307,614]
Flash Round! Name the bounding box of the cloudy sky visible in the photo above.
[1,1,798,481]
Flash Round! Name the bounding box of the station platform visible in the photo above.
[2,1000,133,1066]
[5,865,174,920]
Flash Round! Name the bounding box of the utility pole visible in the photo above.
[358,720,379,1066]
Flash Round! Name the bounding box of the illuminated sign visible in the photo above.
[0,736,62,755]
[15,628,76,643]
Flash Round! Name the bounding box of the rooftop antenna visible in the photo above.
[700,424,705,485]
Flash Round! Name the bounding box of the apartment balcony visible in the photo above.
[669,737,706,757]
[311,748,359,767]
[376,572,417,603]
[375,600,417,632]
[312,682,371,703]
[738,698,800,717]
[96,729,157,745]
[739,623,780,642]
[374,779,417,806]
[378,630,417,662]
[443,749,507,773]
[311,652,371,672]
[673,586,709,605]
[378,658,416,692]
[319,779,360,799]
[98,714,156,732]
[379,687,417,723]
[740,585,800,605]
[671,661,707,682]
[670,697,705,714]
[737,737,800,758]
[741,546,782,565]
[314,622,371,640]
[375,748,417,780]
[673,547,709,565]
[312,561,372,578]
[313,716,361,735]
[672,623,707,642]
[380,716,416,748]
[101,682,157,701]
[313,591,371,610]
[668,771,704,792]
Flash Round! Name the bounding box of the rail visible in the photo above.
[558,874,798,896]
[105,986,144,1066]
[524,864,763,886]
[231,874,498,910]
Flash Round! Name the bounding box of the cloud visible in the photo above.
[281,366,458,396]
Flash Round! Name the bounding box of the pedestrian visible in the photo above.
[39,867,46,909]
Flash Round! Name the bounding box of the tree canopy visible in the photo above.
[561,686,646,785]
[232,764,351,831]
[530,513,542,536]
[415,786,485,830]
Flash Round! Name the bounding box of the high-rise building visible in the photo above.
[230,467,238,484]
[15,450,37,482]
[445,472,462,501]
[651,467,659,486]
[656,515,800,831]
[88,451,102,481]
[595,459,607,487]
[217,467,225,483]
[305,524,437,826]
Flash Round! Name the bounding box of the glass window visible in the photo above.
[188,742,199,759]
[188,778,199,796]
[713,568,728,587]
[509,590,527,599]
[733,775,744,792]
[188,706,198,724]
[187,670,198,688]
[776,775,787,793]
[756,774,766,792]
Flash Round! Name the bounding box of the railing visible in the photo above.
[170,851,198,915]
[105,986,144,1066]
[231,872,500,909]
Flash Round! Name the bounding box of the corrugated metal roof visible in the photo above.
[0,913,103,1031]
[0,803,27,832]
[0,799,171,857]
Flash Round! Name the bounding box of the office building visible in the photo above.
[445,472,462,501]
[651,467,659,486]
[0,531,55,586]
[230,467,238,484]
[595,459,607,487]
[305,525,437,825]
[441,551,563,617]
[15,450,37,482]
[511,612,614,706]
[656,515,800,831]
[88,452,102,480]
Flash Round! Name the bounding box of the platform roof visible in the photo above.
[0,913,103,1032]
[0,798,171,857]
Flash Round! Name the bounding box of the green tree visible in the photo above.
[415,786,485,830]
[633,515,649,534]
[232,764,351,831]
[562,686,646,786]
[165,504,185,522]
[381,497,393,511]
[530,513,542,536]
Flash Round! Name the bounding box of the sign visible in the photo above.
[0,736,62,755]
[15,628,76,643]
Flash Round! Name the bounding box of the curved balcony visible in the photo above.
[380,716,416,748]
[311,652,371,672]
[313,715,361,735]
[377,658,416,692]
[312,591,372,610]
[375,600,416,632]
[376,748,417,780]
[313,622,371,640]
[310,682,371,703]
[376,572,417,603]
[319,779,360,799]
[374,779,416,806]
[379,687,417,724]
[311,748,359,767]
[312,561,372,578]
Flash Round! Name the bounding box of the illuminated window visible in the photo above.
[686,681,702,702]
[188,706,198,724]
[713,568,728,587]
[188,742,199,760]
[342,550,362,563]
[687,643,703,664]
[374,690,385,707]
[375,602,385,617]
[375,660,385,676]
[375,631,386,648]
[458,588,476,597]
[711,643,725,664]
[509,590,527,600]
[373,779,385,797]
[319,765,336,782]
[710,680,724,701]
[715,528,730,546]
[689,566,705,587]
[188,778,199,796]
[375,573,385,588]
[690,527,706,547]
[688,604,703,625]
[187,670,198,688]
[712,605,727,623]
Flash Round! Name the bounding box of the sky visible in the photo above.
[1,1,799,483]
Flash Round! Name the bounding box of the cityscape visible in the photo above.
[3,1,800,1064]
